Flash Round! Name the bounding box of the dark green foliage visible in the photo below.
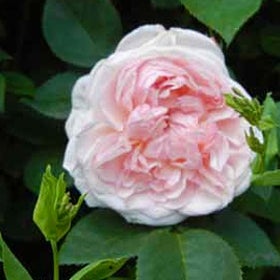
[0,0,279,279]
[180,0,263,44]
[69,258,127,280]
[43,0,123,67]
[61,210,242,280]
[0,233,33,280]
[211,211,280,267]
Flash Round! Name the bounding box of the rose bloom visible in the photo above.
[63,25,254,226]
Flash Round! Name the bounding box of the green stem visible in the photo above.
[51,240,59,280]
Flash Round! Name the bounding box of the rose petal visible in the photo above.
[116,24,165,52]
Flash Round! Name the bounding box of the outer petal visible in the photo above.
[116,25,224,62]
[123,210,185,226]
[115,25,227,75]
[65,75,91,138]
[234,169,252,196]
[65,59,106,138]
[116,25,165,52]
[180,189,228,216]
[169,27,225,62]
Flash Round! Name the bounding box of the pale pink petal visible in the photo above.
[123,210,185,226]
[94,134,131,167]
[170,28,225,63]
[181,189,227,216]
[217,118,246,146]
[234,169,252,196]
[209,135,230,171]
[116,25,165,52]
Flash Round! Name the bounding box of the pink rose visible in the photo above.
[63,25,253,226]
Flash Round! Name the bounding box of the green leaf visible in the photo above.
[226,92,279,175]
[43,0,122,67]
[180,0,262,44]
[70,258,127,280]
[251,186,272,202]
[262,94,279,170]
[60,210,152,265]
[182,230,241,280]
[2,71,35,97]
[33,166,58,241]
[264,128,278,170]
[33,166,84,242]
[245,127,264,155]
[252,170,280,187]
[233,188,280,223]
[262,94,278,123]
[212,211,280,267]
[61,210,241,279]
[151,0,181,9]
[24,149,72,194]
[277,101,280,156]
[258,116,275,131]
[0,73,5,113]
[0,48,11,62]
[22,72,79,119]
[137,229,241,280]
[224,89,263,128]
[136,230,186,280]
[107,278,132,280]
[260,25,280,58]
[250,154,264,176]
[107,278,131,280]
[0,233,33,279]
